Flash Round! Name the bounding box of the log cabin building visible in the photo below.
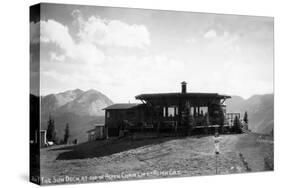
[103,82,234,138]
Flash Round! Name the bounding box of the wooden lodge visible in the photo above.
[103,82,235,138]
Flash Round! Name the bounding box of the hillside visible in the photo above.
[40,89,113,142]
[40,133,273,183]
[226,94,274,134]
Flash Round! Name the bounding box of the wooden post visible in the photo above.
[175,122,178,135]
[193,106,196,116]
[174,107,177,134]
[157,122,160,136]
[215,134,220,174]
[178,100,182,126]
[216,153,218,174]
[165,105,168,118]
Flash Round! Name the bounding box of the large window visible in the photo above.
[201,107,208,115]
[106,111,110,118]
[191,106,208,116]
[163,106,178,117]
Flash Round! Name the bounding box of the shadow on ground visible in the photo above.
[51,136,178,160]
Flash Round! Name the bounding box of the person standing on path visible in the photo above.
[214,131,221,174]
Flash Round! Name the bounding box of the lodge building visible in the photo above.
[103,82,234,138]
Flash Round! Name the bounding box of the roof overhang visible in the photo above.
[103,103,142,110]
[135,92,231,101]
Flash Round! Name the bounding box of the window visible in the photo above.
[168,107,175,117]
[163,106,178,117]
[201,107,208,115]
[106,111,110,118]
[190,107,194,115]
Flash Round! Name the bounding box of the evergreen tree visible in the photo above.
[64,123,70,144]
[243,111,248,124]
[46,115,56,141]
[186,101,194,135]
[204,112,210,126]
[233,116,242,133]
[203,112,210,134]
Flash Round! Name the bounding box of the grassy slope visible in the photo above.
[40,133,273,184]
[235,133,273,171]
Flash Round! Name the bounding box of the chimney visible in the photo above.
[181,81,187,93]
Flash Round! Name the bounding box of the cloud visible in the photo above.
[74,10,150,48]
[204,31,241,56]
[204,29,217,39]
[39,19,105,65]
[73,42,105,65]
[87,54,186,101]
[42,70,70,83]
[40,20,74,53]
[36,14,151,66]
[50,52,65,62]
[41,53,186,102]
[36,8,273,101]
[35,14,152,99]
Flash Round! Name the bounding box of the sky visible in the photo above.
[30,3,274,103]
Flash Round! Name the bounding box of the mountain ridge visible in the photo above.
[40,88,113,142]
[226,93,273,134]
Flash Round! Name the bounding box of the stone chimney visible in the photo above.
[181,81,187,93]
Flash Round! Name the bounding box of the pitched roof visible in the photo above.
[86,124,105,133]
[135,92,231,100]
[86,128,96,133]
[103,103,141,110]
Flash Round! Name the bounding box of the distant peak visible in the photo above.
[85,89,100,93]
[73,88,84,92]
[231,95,245,100]
[60,88,84,94]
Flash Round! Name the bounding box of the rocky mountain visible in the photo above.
[40,89,113,142]
[226,94,274,134]
[41,89,113,116]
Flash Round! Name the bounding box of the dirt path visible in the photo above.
[234,133,274,172]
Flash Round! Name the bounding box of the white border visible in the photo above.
[0,0,279,187]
